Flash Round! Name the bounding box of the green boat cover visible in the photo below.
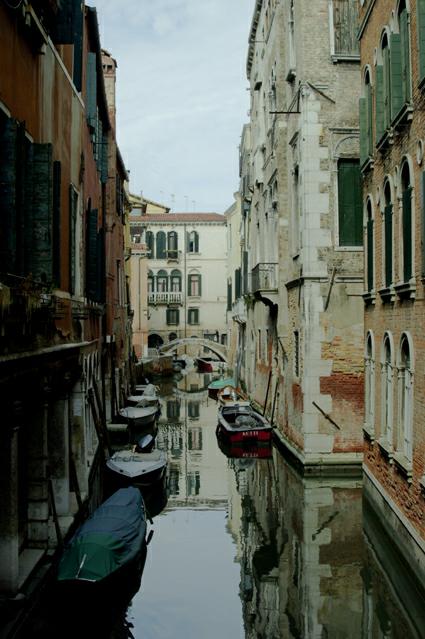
[208,377,236,390]
[58,487,147,583]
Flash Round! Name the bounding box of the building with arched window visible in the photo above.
[129,210,227,353]
[359,0,425,584]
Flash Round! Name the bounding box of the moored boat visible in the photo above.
[196,357,225,373]
[106,448,167,487]
[216,403,273,444]
[217,385,250,408]
[118,404,158,429]
[217,436,273,459]
[207,376,236,399]
[57,487,149,595]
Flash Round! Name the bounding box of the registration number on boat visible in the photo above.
[242,430,259,437]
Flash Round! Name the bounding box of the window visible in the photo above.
[235,268,241,300]
[169,332,177,341]
[188,308,199,325]
[292,164,300,254]
[188,272,201,296]
[365,333,375,433]
[397,334,413,461]
[401,163,413,283]
[146,231,154,258]
[167,231,178,259]
[188,404,200,421]
[337,159,362,246]
[69,186,78,295]
[383,182,393,288]
[148,270,154,293]
[382,34,392,130]
[166,399,180,419]
[381,335,393,444]
[332,0,360,57]
[227,279,232,311]
[157,269,168,292]
[170,269,182,292]
[156,231,166,259]
[166,308,179,325]
[188,425,202,446]
[398,2,411,107]
[187,230,199,253]
[417,0,425,84]
[366,199,374,292]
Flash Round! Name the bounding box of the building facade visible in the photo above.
[238,0,365,470]
[129,212,228,355]
[0,1,132,599]
[359,0,425,583]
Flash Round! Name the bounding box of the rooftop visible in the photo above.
[131,213,226,223]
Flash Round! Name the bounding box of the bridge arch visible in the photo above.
[159,337,227,362]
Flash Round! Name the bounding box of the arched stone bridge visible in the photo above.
[159,337,227,362]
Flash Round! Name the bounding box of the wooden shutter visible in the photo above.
[359,98,367,167]
[338,159,362,246]
[243,250,248,294]
[194,231,199,252]
[367,82,373,155]
[400,9,411,103]
[375,66,385,142]
[23,136,34,277]
[31,143,53,282]
[96,226,105,303]
[86,52,97,128]
[390,34,403,121]
[227,280,232,310]
[367,218,374,292]
[52,160,61,287]
[156,231,166,258]
[402,187,412,282]
[418,0,425,83]
[383,45,392,129]
[86,208,98,300]
[235,268,241,299]
[197,274,202,296]
[146,231,154,258]
[422,172,425,278]
[384,204,393,287]
[69,186,78,295]
[15,122,27,276]
[101,131,108,184]
[0,116,17,273]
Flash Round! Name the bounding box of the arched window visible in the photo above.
[365,332,375,432]
[187,230,199,253]
[156,231,166,259]
[167,231,178,259]
[366,199,374,292]
[397,334,413,461]
[156,269,168,292]
[401,162,413,282]
[148,270,154,293]
[383,181,393,288]
[188,272,201,296]
[381,334,393,444]
[382,33,392,129]
[398,0,411,106]
[170,269,182,292]
[360,69,373,164]
[146,231,154,258]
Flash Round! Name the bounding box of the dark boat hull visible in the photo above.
[216,424,272,444]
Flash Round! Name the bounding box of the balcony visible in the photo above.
[251,263,278,293]
[148,291,183,305]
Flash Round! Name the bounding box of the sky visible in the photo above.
[97,0,254,214]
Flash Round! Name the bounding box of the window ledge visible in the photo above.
[363,290,376,306]
[376,129,393,154]
[393,452,413,482]
[331,54,360,64]
[188,295,201,300]
[363,424,375,443]
[361,156,374,174]
[391,103,413,131]
[394,280,416,300]
[378,437,394,462]
[378,286,396,303]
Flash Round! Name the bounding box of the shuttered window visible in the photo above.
[390,34,403,121]
[69,186,78,295]
[359,98,367,167]
[243,250,248,294]
[146,231,154,258]
[400,8,411,104]
[86,208,98,300]
[375,66,385,142]
[338,159,362,246]
[167,231,178,259]
[188,308,199,325]
[384,204,393,287]
[166,309,179,326]
[188,273,201,296]
[367,206,374,292]
[383,41,392,130]
[86,52,97,128]
[227,280,232,311]
[187,231,199,253]
[52,160,61,287]
[156,231,166,259]
[235,268,241,300]
[418,0,425,84]
[0,115,17,274]
[332,0,359,56]
[31,144,53,283]
[402,186,413,282]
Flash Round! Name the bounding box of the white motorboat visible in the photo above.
[118,404,157,428]
[106,449,167,485]
[128,384,160,409]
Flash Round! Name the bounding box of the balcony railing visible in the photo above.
[148,291,183,305]
[251,263,278,293]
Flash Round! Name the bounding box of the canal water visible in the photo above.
[15,370,425,638]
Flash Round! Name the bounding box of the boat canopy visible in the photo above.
[208,377,236,390]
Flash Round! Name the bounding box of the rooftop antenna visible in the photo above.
[184,195,188,211]
[192,200,196,212]
[170,194,175,210]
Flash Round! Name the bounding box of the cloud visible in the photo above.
[97,0,253,212]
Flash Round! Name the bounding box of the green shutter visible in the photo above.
[418,0,425,83]
[367,218,374,291]
[194,231,199,252]
[156,231,166,258]
[52,160,61,287]
[338,159,362,246]
[400,9,411,103]
[383,46,392,129]
[422,172,425,277]
[367,82,373,155]
[375,66,385,142]
[0,116,17,273]
[86,208,98,300]
[243,251,248,294]
[86,52,97,128]
[146,231,154,258]
[384,204,393,287]
[359,97,368,167]
[198,274,202,296]
[101,131,108,184]
[402,187,412,282]
[23,137,34,277]
[73,2,84,92]
[69,186,78,295]
[227,281,232,311]
[31,143,53,282]
[390,33,403,120]
[235,268,241,299]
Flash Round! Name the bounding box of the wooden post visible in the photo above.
[263,370,272,416]
[270,379,279,427]
[88,388,111,458]
[48,477,63,547]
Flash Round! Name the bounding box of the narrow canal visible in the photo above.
[15,370,425,638]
